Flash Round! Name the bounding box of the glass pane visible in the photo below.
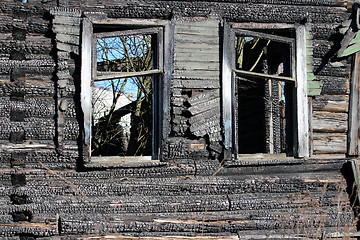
[91,76,153,156]
[96,34,154,74]
[235,36,291,77]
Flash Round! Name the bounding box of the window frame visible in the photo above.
[93,27,164,81]
[222,22,310,159]
[81,16,171,163]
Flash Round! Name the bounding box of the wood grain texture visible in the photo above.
[312,111,348,133]
[313,133,347,154]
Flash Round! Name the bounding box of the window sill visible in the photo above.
[223,153,305,167]
[84,156,167,169]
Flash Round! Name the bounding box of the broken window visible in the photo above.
[235,30,295,155]
[81,18,169,162]
[222,23,309,158]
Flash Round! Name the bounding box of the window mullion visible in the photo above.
[233,69,296,83]
[94,27,163,39]
[95,69,163,81]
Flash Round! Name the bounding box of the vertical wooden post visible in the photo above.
[81,18,93,158]
[347,52,360,156]
[308,96,313,157]
[295,25,310,158]
[222,21,234,159]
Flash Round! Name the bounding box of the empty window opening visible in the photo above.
[234,30,295,156]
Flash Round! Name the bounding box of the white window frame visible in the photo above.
[81,15,171,162]
[222,22,310,158]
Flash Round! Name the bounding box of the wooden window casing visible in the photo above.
[81,16,171,163]
[222,22,310,159]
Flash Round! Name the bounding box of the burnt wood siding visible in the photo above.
[0,0,357,238]
[169,20,222,160]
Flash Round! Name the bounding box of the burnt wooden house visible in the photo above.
[1,0,360,239]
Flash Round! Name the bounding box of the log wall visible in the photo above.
[0,0,358,238]
[0,0,353,167]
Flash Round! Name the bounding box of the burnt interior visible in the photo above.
[236,31,294,155]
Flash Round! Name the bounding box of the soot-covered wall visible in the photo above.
[0,0,354,168]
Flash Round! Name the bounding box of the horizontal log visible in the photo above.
[0,168,348,197]
[311,23,340,40]
[196,159,347,176]
[175,20,220,30]
[188,98,220,115]
[175,26,220,36]
[313,133,347,154]
[175,42,220,52]
[188,108,220,125]
[53,15,81,26]
[0,40,52,55]
[174,61,220,71]
[175,35,219,45]
[312,95,349,112]
[316,75,349,95]
[229,191,348,211]
[188,89,220,106]
[313,40,333,58]
[79,234,239,240]
[237,227,357,239]
[56,33,80,45]
[190,114,221,135]
[56,42,79,54]
[0,59,55,69]
[52,24,80,36]
[173,78,220,88]
[312,111,348,133]
[0,117,55,140]
[0,97,55,118]
[0,222,58,237]
[59,205,353,234]
[223,4,348,24]
[314,59,351,77]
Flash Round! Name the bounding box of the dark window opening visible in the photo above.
[234,30,295,156]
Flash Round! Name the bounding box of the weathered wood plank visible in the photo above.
[314,59,351,77]
[295,25,309,157]
[175,20,220,31]
[78,235,239,240]
[190,114,221,137]
[188,89,220,106]
[175,42,220,51]
[312,95,349,112]
[174,62,220,71]
[197,159,347,176]
[317,75,349,95]
[188,98,220,115]
[347,52,360,156]
[313,133,347,154]
[0,81,55,97]
[52,24,80,35]
[312,111,348,133]
[175,27,220,36]
[174,68,219,80]
[56,33,80,45]
[59,206,352,235]
[175,36,219,45]
[53,15,81,26]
